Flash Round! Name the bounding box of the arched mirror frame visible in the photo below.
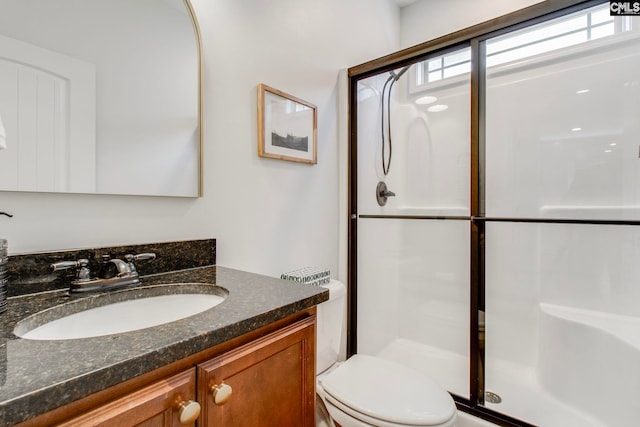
[0,0,203,197]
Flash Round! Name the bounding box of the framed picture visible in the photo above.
[258,83,317,164]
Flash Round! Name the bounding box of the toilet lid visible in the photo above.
[320,355,455,426]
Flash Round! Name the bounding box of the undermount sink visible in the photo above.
[14,283,228,340]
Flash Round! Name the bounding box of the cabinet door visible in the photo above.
[198,316,316,427]
[58,369,198,427]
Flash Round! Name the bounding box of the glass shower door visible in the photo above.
[483,4,640,425]
[356,47,472,398]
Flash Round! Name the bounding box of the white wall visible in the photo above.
[399,0,544,49]
[0,0,398,282]
[192,0,399,278]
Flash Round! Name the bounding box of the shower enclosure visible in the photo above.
[348,1,640,426]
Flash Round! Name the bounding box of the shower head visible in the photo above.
[390,64,411,81]
[380,63,411,177]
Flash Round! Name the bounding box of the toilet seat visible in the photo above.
[319,355,456,427]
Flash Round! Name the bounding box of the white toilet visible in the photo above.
[316,280,457,427]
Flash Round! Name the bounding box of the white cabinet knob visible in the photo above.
[178,400,201,425]
[211,383,233,405]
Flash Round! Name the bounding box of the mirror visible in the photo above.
[0,0,201,197]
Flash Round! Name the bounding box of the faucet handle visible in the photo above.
[124,252,156,273]
[124,253,156,263]
[132,253,156,262]
[51,259,92,282]
[51,260,79,272]
[51,258,88,271]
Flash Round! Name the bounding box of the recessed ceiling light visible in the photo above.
[604,149,612,153]
[427,104,448,112]
[571,127,582,132]
[576,89,590,94]
[610,143,617,146]
[416,95,438,105]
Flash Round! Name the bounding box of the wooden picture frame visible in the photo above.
[258,84,317,164]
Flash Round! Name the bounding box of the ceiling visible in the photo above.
[395,0,417,7]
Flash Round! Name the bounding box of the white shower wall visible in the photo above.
[485,222,640,426]
[485,33,640,220]
[357,217,470,397]
[357,67,472,398]
[357,74,470,216]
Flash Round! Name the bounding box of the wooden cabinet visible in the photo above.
[198,317,315,427]
[58,370,197,427]
[15,311,316,427]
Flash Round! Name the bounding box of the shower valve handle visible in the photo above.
[376,181,395,206]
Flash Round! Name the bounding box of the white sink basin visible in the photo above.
[15,285,227,340]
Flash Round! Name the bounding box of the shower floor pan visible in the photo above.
[375,338,604,427]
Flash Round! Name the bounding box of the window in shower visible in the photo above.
[415,49,471,85]
[413,3,630,89]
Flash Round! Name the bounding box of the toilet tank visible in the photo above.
[316,280,347,374]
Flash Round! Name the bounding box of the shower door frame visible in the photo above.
[347,1,613,426]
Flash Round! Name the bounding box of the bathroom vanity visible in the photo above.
[18,307,316,427]
[0,240,327,426]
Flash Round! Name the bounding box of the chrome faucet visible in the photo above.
[51,253,156,293]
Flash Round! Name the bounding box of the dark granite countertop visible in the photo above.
[0,265,328,426]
